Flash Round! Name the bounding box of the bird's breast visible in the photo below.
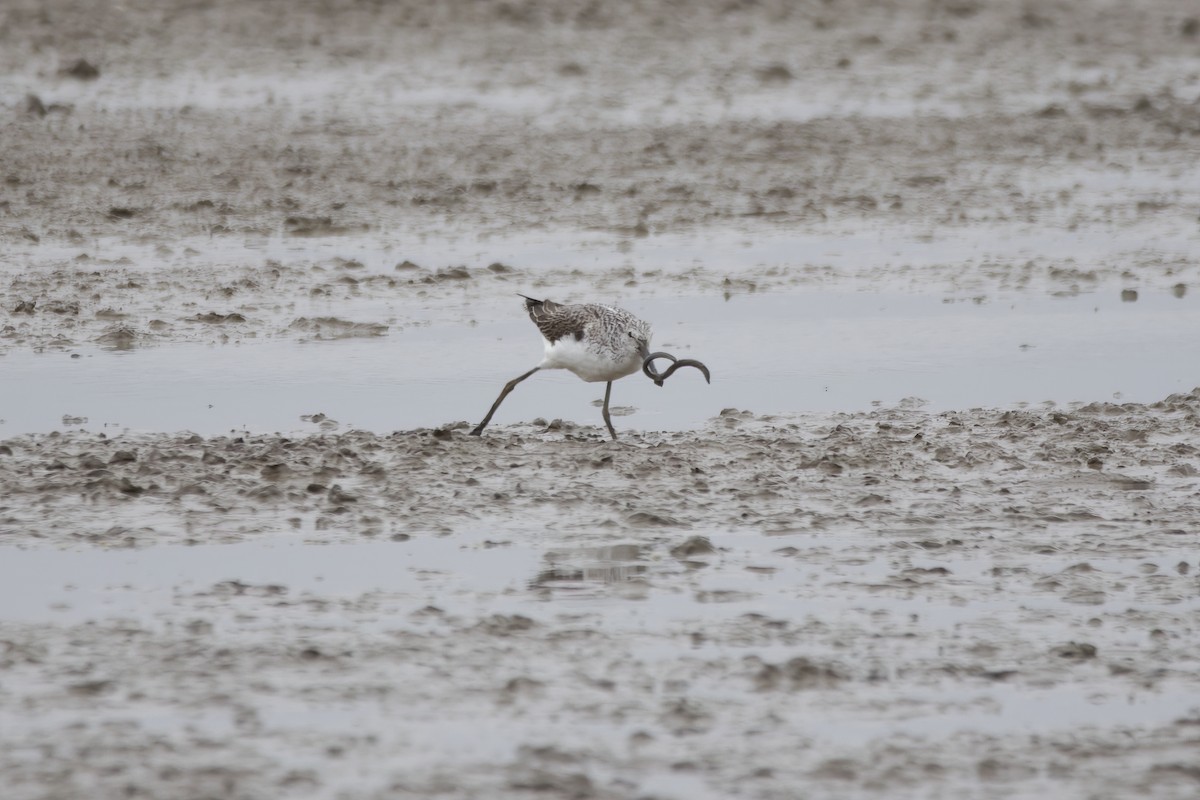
[540,337,641,382]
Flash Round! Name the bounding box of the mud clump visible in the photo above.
[61,58,100,80]
[670,536,716,557]
[192,312,247,324]
[753,657,845,691]
[289,317,388,339]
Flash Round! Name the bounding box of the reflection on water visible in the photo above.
[532,543,647,590]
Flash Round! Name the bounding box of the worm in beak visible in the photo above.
[642,351,711,387]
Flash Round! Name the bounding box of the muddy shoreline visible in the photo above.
[3,393,1200,547]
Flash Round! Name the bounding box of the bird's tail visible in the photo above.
[516,293,543,311]
[516,293,564,323]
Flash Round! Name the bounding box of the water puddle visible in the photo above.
[5,529,1196,625]
[532,544,649,594]
[9,222,1198,277]
[2,287,1196,435]
[0,534,541,625]
[817,682,1199,741]
[2,530,1197,747]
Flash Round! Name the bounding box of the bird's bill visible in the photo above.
[639,344,665,385]
[641,349,675,386]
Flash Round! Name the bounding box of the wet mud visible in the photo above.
[4,0,1200,798]
[3,397,1200,799]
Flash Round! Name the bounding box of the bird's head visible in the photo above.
[626,322,652,360]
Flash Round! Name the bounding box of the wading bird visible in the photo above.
[469,295,711,439]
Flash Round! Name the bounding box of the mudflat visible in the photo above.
[3,1,1200,798]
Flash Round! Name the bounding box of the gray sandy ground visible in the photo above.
[3,0,1200,798]
[2,396,1200,799]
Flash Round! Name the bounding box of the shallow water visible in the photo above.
[4,287,1196,435]
[0,534,540,625]
[3,532,1196,744]
[10,220,1200,278]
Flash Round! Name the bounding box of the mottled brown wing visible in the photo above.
[522,296,585,344]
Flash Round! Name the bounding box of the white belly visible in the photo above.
[539,337,641,383]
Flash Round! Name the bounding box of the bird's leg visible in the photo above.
[469,367,540,436]
[601,380,618,440]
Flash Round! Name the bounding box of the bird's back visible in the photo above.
[521,295,589,344]
[519,295,650,382]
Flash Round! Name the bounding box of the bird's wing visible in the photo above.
[524,297,586,343]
